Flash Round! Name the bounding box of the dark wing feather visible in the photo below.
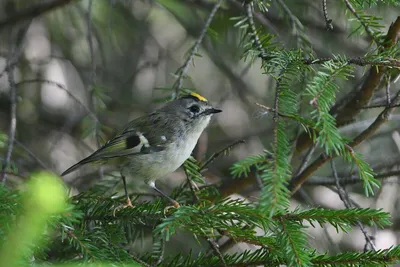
[61,113,170,176]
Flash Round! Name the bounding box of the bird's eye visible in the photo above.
[189,105,200,113]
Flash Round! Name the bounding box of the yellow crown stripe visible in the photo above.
[190,92,208,102]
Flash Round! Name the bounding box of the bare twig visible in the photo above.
[184,165,226,266]
[245,2,266,57]
[200,140,245,171]
[14,139,49,170]
[385,75,391,105]
[294,143,318,177]
[184,167,200,203]
[331,160,376,251]
[322,0,333,31]
[86,0,103,179]
[305,170,400,186]
[1,23,30,183]
[15,79,98,122]
[172,0,223,98]
[303,57,400,68]
[0,0,75,29]
[208,237,227,267]
[131,254,151,267]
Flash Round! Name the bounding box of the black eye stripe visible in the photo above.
[189,105,200,113]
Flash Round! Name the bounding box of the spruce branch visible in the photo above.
[343,0,380,43]
[274,207,391,231]
[295,16,400,154]
[290,83,400,194]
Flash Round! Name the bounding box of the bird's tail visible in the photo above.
[61,156,97,176]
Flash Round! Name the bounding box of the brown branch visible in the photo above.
[305,170,400,186]
[290,86,400,194]
[295,16,400,154]
[0,0,76,29]
[329,16,400,127]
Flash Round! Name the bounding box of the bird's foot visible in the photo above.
[113,198,135,216]
[163,200,180,215]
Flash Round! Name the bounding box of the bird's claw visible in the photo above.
[163,200,180,215]
[113,198,134,216]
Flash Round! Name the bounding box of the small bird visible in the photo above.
[61,92,222,208]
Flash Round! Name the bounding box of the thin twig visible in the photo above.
[172,0,223,98]
[15,79,98,122]
[184,167,200,203]
[303,57,400,68]
[200,140,245,171]
[331,160,376,251]
[131,253,151,267]
[208,237,227,267]
[245,2,266,57]
[183,169,227,266]
[86,0,103,180]
[322,0,333,31]
[360,103,400,109]
[385,75,391,105]
[14,139,49,170]
[1,23,31,184]
[305,170,400,186]
[86,0,99,141]
[294,142,318,177]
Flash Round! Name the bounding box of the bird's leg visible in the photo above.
[121,172,134,208]
[113,172,134,216]
[148,181,180,208]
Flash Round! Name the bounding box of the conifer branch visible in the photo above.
[295,16,400,154]
[343,0,379,43]
[290,85,400,193]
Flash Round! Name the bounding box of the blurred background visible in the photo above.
[0,0,399,258]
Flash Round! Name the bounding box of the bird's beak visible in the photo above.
[203,108,222,115]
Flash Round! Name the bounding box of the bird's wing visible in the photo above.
[61,113,171,176]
